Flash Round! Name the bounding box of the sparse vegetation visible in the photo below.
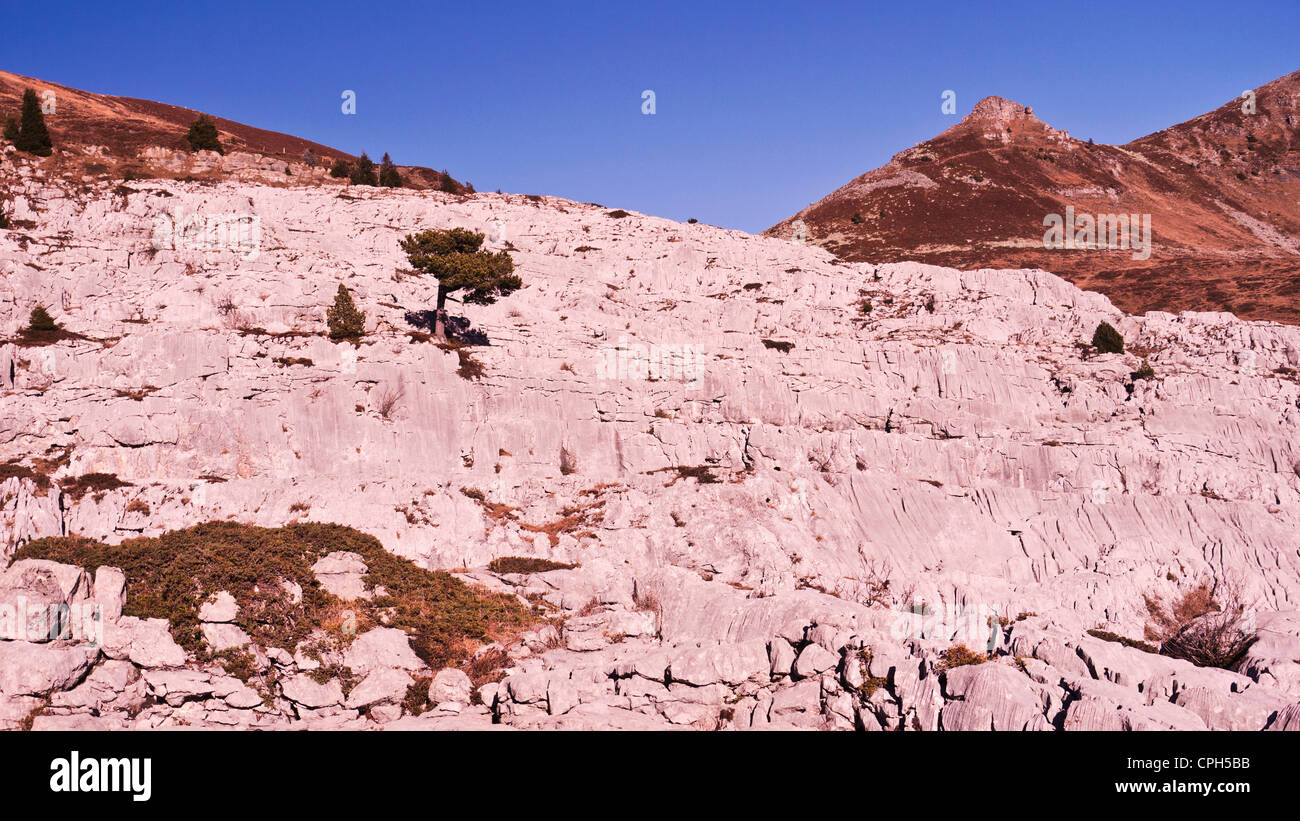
[12,521,537,669]
[58,472,133,502]
[487,557,577,574]
[936,644,988,672]
[1144,581,1257,669]
[1132,359,1156,381]
[761,338,794,353]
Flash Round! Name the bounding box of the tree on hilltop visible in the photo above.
[379,152,402,188]
[15,89,53,156]
[185,114,224,154]
[349,152,378,186]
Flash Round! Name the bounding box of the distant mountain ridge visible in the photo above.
[768,70,1300,324]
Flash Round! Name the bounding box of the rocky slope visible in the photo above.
[3,141,1300,730]
[768,70,1300,324]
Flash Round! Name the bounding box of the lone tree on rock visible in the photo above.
[350,152,378,186]
[15,89,53,156]
[185,114,224,154]
[379,152,402,188]
[28,305,58,331]
[327,284,366,339]
[1092,321,1124,354]
[399,228,520,339]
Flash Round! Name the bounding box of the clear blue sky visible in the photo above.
[5,1,1297,232]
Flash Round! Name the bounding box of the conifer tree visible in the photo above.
[184,114,224,154]
[15,89,53,156]
[327,284,366,339]
[378,152,402,188]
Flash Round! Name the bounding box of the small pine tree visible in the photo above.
[28,305,58,331]
[438,173,458,194]
[16,89,53,156]
[327,284,366,339]
[349,152,378,186]
[378,152,402,188]
[1092,321,1125,354]
[329,157,351,178]
[3,117,19,142]
[185,115,224,154]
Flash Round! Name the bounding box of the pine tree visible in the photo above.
[15,89,53,156]
[28,305,58,331]
[327,284,366,339]
[399,228,520,338]
[378,152,402,188]
[349,152,378,186]
[3,117,19,142]
[184,114,224,154]
[1091,321,1124,354]
[329,157,351,178]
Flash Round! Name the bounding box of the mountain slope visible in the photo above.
[768,71,1300,324]
[0,69,466,191]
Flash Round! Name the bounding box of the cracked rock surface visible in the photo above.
[2,168,1299,730]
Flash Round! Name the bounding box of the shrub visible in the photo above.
[15,89,53,156]
[1144,581,1257,669]
[378,152,402,188]
[399,228,520,339]
[761,338,794,353]
[12,521,536,668]
[438,173,458,194]
[850,212,864,224]
[184,114,224,154]
[350,152,378,186]
[936,644,987,672]
[1092,321,1124,354]
[27,305,58,332]
[487,557,577,574]
[2,117,18,142]
[326,284,366,339]
[59,472,133,501]
[1132,359,1156,381]
[329,158,351,178]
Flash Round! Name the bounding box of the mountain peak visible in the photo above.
[963,95,1040,125]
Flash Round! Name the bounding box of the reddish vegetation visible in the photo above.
[769,70,1300,324]
[0,69,467,192]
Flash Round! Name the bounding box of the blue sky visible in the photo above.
[5,1,1297,232]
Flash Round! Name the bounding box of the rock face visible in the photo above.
[2,150,1300,730]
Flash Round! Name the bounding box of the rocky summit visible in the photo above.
[2,131,1300,731]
